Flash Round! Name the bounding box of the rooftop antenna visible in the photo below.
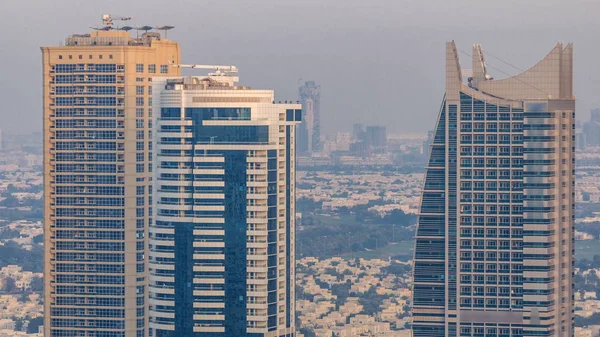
[135,25,153,39]
[101,14,132,30]
[137,25,153,32]
[167,59,238,76]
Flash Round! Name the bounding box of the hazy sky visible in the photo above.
[1,0,599,136]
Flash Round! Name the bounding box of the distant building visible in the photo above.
[349,141,369,158]
[583,108,600,147]
[576,124,586,151]
[353,123,365,142]
[365,126,387,153]
[322,132,352,155]
[422,130,434,158]
[298,81,321,155]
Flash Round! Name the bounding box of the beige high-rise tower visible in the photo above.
[413,42,575,337]
[41,26,180,337]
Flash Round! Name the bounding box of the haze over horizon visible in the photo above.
[1,0,599,135]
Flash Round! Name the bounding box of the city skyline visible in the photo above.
[3,3,598,336]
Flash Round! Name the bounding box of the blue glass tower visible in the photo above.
[150,75,301,336]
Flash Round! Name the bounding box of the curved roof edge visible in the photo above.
[446,41,574,102]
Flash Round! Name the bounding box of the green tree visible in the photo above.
[30,276,43,292]
[0,194,20,207]
[27,317,44,334]
[2,277,16,292]
[32,234,43,245]
[381,262,411,276]
[358,287,389,316]
[298,327,317,337]
[14,318,23,331]
[19,293,29,303]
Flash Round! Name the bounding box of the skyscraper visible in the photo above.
[422,130,434,159]
[298,80,321,155]
[353,123,365,142]
[151,74,301,336]
[365,125,387,153]
[41,27,181,337]
[413,42,574,337]
[583,108,600,147]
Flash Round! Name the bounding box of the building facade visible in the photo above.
[365,126,387,153]
[41,30,181,337]
[413,42,575,337]
[151,74,300,336]
[582,108,600,147]
[298,81,321,155]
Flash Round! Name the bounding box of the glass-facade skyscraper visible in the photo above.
[298,80,321,155]
[413,42,574,337]
[42,29,181,337]
[150,75,301,336]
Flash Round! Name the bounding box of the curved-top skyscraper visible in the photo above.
[412,42,574,337]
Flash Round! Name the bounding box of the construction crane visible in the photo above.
[167,60,238,76]
[101,14,132,29]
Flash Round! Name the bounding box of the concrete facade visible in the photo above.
[41,29,181,337]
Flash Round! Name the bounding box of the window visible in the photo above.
[136,77,144,82]
[160,65,168,74]
[136,108,144,117]
[148,64,156,73]
[99,55,103,59]
[136,86,144,95]
[109,54,113,59]
[136,97,144,106]
[78,55,82,59]
[136,64,144,73]
[59,55,63,59]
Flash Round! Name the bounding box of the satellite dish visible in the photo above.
[119,26,133,31]
[155,26,175,38]
[137,26,153,32]
[90,26,111,31]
